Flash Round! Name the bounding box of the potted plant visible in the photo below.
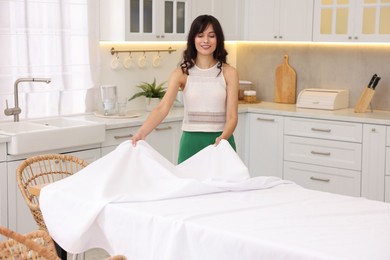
[128,78,166,111]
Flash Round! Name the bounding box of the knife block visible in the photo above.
[354,87,375,113]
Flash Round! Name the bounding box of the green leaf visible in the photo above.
[128,78,167,101]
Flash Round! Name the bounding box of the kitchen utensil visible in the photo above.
[274,55,297,104]
[354,87,374,113]
[355,74,382,112]
[372,77,381,90]
[368,74,377,88]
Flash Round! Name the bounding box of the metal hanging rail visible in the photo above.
[110,47,176,55]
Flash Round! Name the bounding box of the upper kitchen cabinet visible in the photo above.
[100,0,191,41]
[313,0,390,42]
[244,0,314,41]
[191,0,243,40]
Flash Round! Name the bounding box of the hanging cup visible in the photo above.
[123,53,134,69]
[138,53,147,68]
[152,52,161,68]
[110,53,120,70]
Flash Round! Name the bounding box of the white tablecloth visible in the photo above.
[40,140,390,259]
[40,140,289,254]
[99,184,390,260]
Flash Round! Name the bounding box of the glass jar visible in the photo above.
[244,90,257,103]
[238,80,253,100]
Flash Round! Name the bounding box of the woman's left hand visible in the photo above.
[215,136,223,146]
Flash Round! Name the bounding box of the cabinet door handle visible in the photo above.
[257,118,275,122]
[155,126,172,131]
[311,151,331,156]
[311,127,331,133]
[310,176,330,182]
[114,134,134,139]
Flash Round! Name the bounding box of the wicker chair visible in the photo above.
[15,155,127,260]
[16,154,89,232]
[0,225,60,260]
[0,226,127,260]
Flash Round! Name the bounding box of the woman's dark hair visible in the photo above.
[180,15,228,75]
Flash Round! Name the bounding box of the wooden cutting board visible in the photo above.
[274,55,297,104]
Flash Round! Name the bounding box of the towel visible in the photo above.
[40,140,290,253]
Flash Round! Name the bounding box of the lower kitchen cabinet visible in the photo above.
[101,126,138,156]
[384,127,390,203]
[0,142,6,228]
[361,124,386,201]
[102,121,182,164]
[284,161,361,197]
[283,117,363,197]
[7,148,100,234]
[246,113,390,201]
[248,113,284,178]
[284,135,362,171]
[234,113,247,163]
[283,161,360,197]
[147,121,182,164]
[0,162,7,229]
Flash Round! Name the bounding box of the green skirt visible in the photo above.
[178,131,236,164]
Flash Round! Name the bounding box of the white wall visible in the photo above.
[237,42,390,111]
[98,42,238,111]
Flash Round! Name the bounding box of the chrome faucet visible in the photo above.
[4,77,52,122]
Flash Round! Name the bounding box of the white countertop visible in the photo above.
[239,102,390,125]
[0,102,389,145]
[72,108,185,130]
[37,102,390,130]
[0,135,10,143]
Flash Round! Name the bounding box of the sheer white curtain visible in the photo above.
[0,0,99,121]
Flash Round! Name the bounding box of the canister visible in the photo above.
[244,90,257,103]
[238,80,253,100]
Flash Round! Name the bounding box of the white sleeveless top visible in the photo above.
[182,62,227,132]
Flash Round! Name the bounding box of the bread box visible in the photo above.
[296,88,349,110]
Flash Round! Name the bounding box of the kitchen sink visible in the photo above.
[31,117,96,128]
[0,117,106,155]
[0,121,56,134]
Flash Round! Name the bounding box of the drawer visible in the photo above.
[387,147,390,176]
[284,161,361,197]
[284,136,362,171]
[102,127,138,147]
[284,117,362,142]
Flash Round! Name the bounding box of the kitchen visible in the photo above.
[1,0,390,258]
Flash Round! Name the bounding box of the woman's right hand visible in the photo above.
[131,132,145,146]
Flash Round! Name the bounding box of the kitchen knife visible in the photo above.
[372,76,381,90]
[368,74,377,88]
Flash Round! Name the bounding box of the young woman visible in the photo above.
[131,15,239,163]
